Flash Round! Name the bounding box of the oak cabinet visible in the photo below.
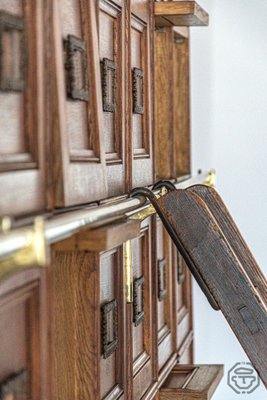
[0,0,45,216]
[0,0,217,399]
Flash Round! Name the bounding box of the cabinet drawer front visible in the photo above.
[0,271,46,400]
[51,0,107,207]
[130,1,153,188]
[99,0,126,197]
[100,248,125,400]
[131,222,154,400]
[0,1,45,216]
[155,218,174,372]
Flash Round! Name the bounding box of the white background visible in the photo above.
[190,1,267,399]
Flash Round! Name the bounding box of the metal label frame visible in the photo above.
[158,258,167,301]
[64,34,89,101]
[132,67,144,114]
[101,299,118,359]
[0,10,25,92]
[133,275,145,326]
[101,57,117,113]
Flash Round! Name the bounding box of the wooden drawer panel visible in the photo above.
[0,269,48,400]
[100,248,125,400]
[173,250,193,355]
[98,0,126,197]
[50,0,107,207]
[0,0,45,216]
[130,0,153,188]
[155,218,174,373]
[131,221,154,400]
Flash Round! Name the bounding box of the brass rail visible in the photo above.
[0,171,215,278]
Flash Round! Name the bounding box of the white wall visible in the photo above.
[190,1,267,398]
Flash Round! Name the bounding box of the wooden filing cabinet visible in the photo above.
[0,1,223,399]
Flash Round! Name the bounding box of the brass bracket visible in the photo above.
[204,168,216,188]
[0,217,47,282]
[129,187,168,221]
[124,240,133,303]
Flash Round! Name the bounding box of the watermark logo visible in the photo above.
[228,362,260,394]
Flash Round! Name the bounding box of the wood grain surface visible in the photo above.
[188,184,267,306]
[155,1,209,27]
[158,190,267,387]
